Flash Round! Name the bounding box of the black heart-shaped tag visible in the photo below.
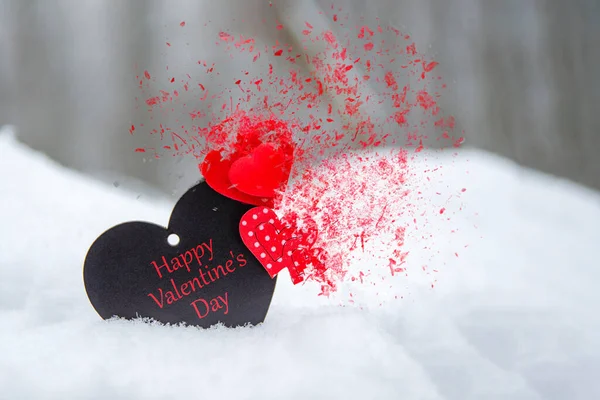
[83,181,278,328]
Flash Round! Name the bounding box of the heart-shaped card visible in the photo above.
[83,181,278,328]
[238,207,320,284]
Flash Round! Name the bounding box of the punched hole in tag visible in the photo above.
[167,233,180,247]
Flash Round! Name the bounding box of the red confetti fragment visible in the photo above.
[145,97,159,107]
[423,61,438,72]
[219,31,234,42]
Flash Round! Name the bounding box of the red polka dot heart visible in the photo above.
[239,207,318,284]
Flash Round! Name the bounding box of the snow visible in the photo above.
[1,124,599,399]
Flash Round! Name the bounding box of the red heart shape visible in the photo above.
[200,150,273,207]
[229,143,291,198]
[239,207,316,284]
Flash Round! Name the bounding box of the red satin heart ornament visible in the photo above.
[229,143,291,198]
[200,150,273,207]
[239,207,319,284]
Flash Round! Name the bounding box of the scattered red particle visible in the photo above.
[134,148,145,153]
[384,71,398,90]
[415,140,424,152]
[133,13,467,299]
[439,208,446,214]
[166,42,171,47]
[180,21,186,27]
[423,61,438,72]
[145,97,159,106]
[357,26,367,39]
[416,90,437,111]
[454,137,465,147]
[219,31,234,42]
[323,30,337,47]
[434,116,456,129]
[129,124,135,135]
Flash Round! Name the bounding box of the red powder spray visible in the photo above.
[132,7,466,299]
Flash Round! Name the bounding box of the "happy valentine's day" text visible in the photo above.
[146,239,247,320]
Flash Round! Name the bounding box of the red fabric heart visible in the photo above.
[229,143,291,198]
[200,150,273,207]
[239,207,319,284]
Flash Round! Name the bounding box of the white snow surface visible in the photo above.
[1,125,599,399]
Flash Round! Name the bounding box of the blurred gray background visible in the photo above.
[1,0,598,198]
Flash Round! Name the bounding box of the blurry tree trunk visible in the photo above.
[0,0,16,127]
[537,0,600,190]
[13,0,77,163]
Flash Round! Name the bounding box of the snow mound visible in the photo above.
[1,125,599,400]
